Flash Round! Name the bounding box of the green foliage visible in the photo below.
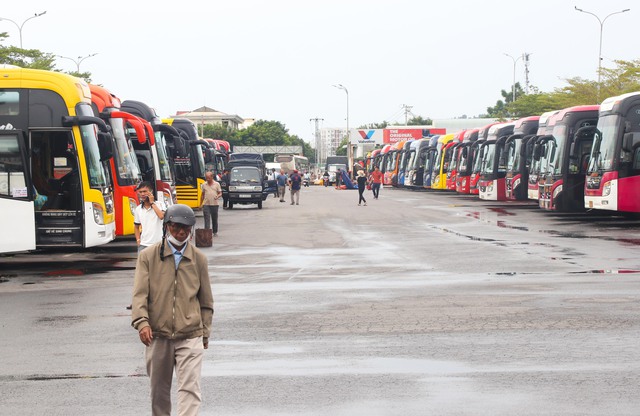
[0,44,57,70]
[359,121,389,129]
[407,115,433,125]
[201,120,316,162]
[335,137,348,156]
[488,60,640,119]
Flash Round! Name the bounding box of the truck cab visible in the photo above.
[226,153,269,209]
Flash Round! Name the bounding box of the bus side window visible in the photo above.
[633,148,640,171]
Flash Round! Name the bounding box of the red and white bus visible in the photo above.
[585,92,640,213]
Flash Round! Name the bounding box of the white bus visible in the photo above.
[275,154,309,174]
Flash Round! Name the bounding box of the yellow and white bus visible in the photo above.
[0,67,115,253]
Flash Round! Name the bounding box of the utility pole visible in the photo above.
[401,104,414,125]
[523,53,531,94]
[310,117,324,168]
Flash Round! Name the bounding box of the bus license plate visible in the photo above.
[239,194,251,198]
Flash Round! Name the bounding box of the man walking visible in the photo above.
[200,171,222,236]
[288,169,302,205]
[132,204,214,416]
[369,166,384,199]
[221,169,230,209]
[276,169,288,203]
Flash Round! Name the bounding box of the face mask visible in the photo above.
[167,232,190,246]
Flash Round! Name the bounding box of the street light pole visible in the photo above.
[504,53,523,103]
[57,53,98,72]
[574,6,630,102]
[0,11,47,48]
[333,84,352,177]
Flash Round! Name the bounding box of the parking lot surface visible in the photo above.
[1,185,640,415]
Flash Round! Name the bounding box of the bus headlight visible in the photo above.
[92,202,105,225]
[603,181,611,197]
[552,184,563,200]
[128,198,137,216]
[434,175,440,185]
[163,192,172,207]
[487,184,494,192]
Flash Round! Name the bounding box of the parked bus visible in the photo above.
[378,144,393,184]
[90,84,147,236]
[162,117,211,208]
[445,131,466,191]
[477,122,515,200]
[585,92,640,213]
[405,138,432,188]
[275,154,309,174]
[455,129,479,194]
[539,105,599,211]
[504,116,541,201]
[528,112,560,200]
[396,141,414,187]
[119,100,176,208]
[428,134,456,190]
[469,122,499,195]
[0,67,115,253]
[384,141,406,186]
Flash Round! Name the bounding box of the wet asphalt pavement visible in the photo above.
[1,185,640,415]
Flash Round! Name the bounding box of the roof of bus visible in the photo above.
[555,105,600,121]
[0,66,91,107]
[89,83,121,112]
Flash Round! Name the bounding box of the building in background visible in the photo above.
[320,127,347,161]
[173,106,244,136]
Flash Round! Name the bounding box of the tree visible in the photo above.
[485,82,525,118]
[407,116,433,125]
[359,121,389,129]
[335,137,348,156]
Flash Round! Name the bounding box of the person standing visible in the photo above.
[133,181,166,253]
[356,170,368,206]
[369,166,384,199]
[288,169,302,205]
[200,171,222,236]
[276,169,288,203]
[270,168,279,198]
[131,204,214,416]
[221,169,230,209]
[335,168,342,189]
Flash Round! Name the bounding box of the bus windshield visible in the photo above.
[472,144,484,173]
[154,131,173,182]
[550,125,568,175]
[480,143,495,175]
[194,144,206,178]
[230,167,261,184]
[506,139,520,172]
[109,118,142,186]
[589,115,619,173]
[77,103,109,188]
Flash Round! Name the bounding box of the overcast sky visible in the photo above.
[3,0,637,143]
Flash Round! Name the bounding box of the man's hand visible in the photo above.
[148,193,155,204]
[203,337,209,349]
[139,326,153,346]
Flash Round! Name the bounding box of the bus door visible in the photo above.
[566,126,596,209]
[0,129,36,253]
[30,129,86,246]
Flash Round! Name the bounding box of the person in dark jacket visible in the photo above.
[356,170,368,206]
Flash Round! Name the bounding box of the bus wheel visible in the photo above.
[257,201,262,209]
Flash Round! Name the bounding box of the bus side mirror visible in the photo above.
[622,132,640,152]
[533,145,541,160]
[97,131,114,161]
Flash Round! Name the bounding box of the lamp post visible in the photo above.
[0,11,47,49]
[57,53,98,72]
[574,5,630,102]
[332,83,352,177]
[504,53,523,103]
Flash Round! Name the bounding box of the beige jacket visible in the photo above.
[131,240,214,340]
